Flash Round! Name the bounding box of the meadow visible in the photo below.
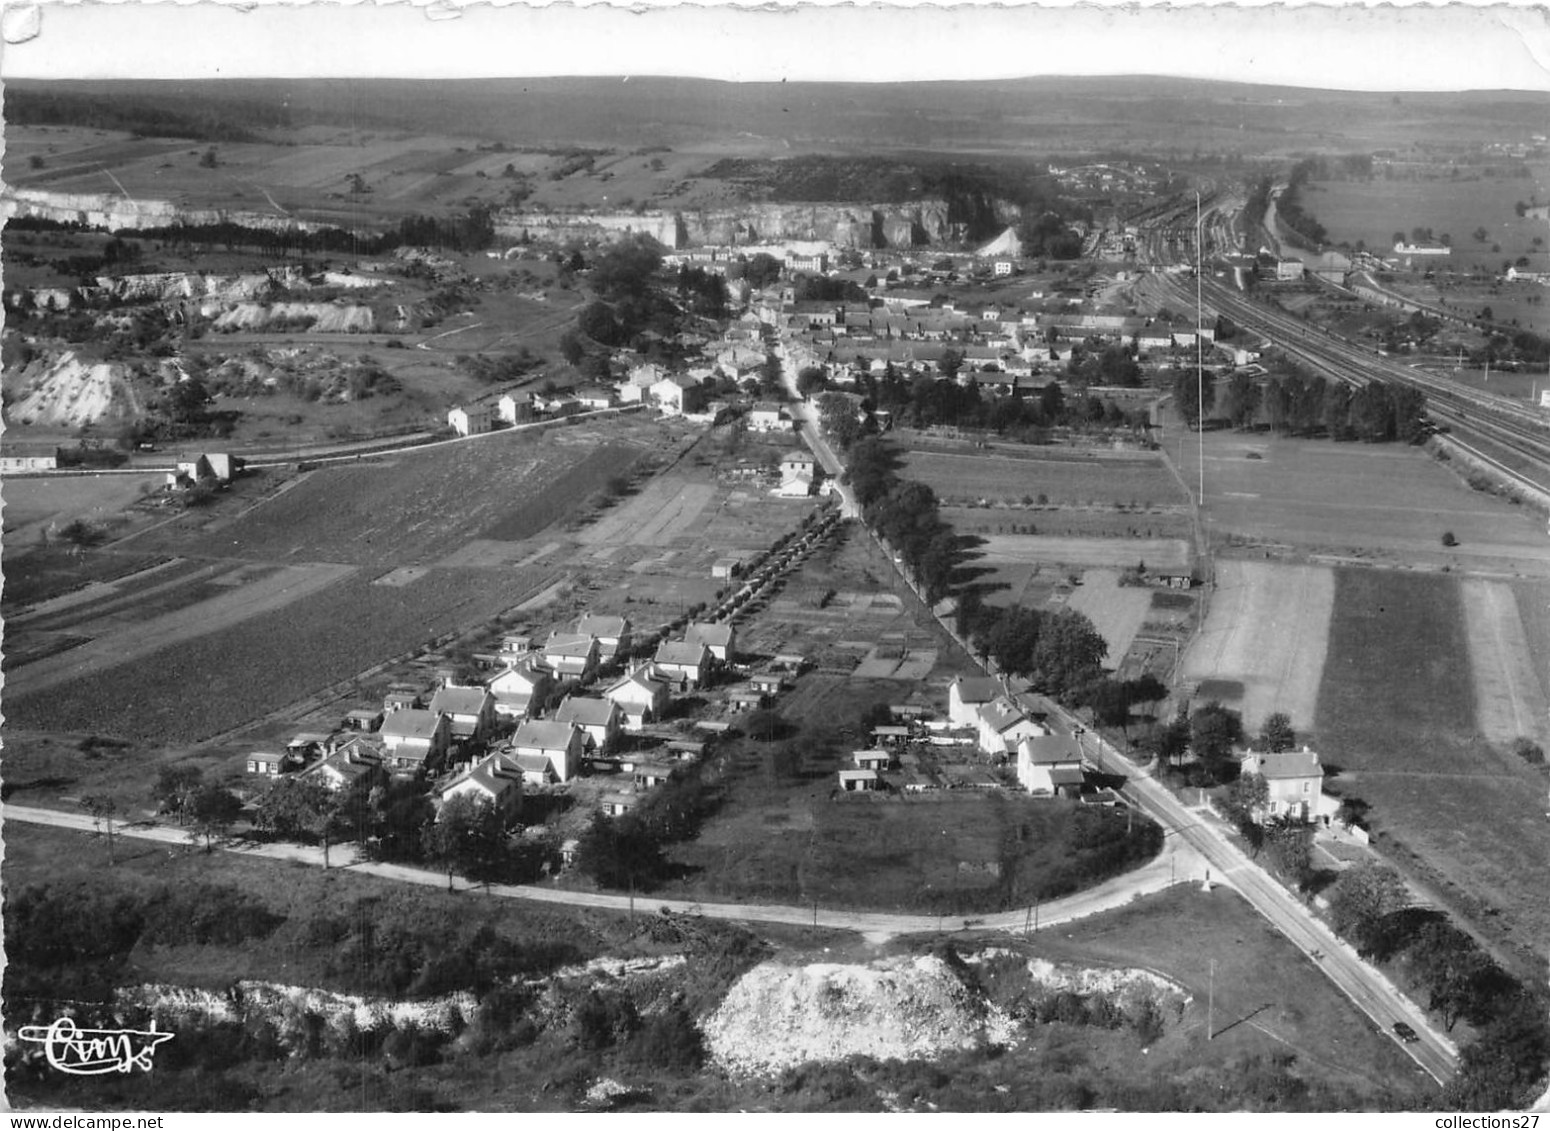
[1314,567,1550,974]
[901,448,1188,510]
[2,564,562,746]
[1306,170,1550,274]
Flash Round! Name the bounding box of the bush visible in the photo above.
[1441,531,1458,547]
[1511,737,1545,766]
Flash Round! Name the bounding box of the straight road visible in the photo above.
[1039,703,1458,1085]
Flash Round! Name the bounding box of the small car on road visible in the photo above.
[1392,1021,1420,1043]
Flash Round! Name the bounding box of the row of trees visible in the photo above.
[955,595,1110,701]
[1176,369,1429,443]
[843,438,974,606]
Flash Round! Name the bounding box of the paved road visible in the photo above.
[1037,705,1459,1085]
[4,803,1204,944]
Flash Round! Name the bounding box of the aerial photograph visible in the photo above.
[2,0,1549,1115]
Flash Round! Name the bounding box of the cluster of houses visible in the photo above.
[247,611,785,824]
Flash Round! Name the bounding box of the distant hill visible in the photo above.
[10,76,1550,156]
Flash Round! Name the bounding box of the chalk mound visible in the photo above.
[702,954,1014,1074]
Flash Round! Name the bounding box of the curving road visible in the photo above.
[5,802,1203,944]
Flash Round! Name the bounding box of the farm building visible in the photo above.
[712,556,746,580]
[497,392,534,423]
[749,672,785,696]
[871,725,911,747]
[728,689,767,713]
[341,708,384,733]
[602,793,640,818]
[633,763,676,789]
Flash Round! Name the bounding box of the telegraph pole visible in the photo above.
[1207,957,1216,1040]
[1196,190,1206,507]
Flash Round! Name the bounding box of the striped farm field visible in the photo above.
[900,448,1189,509]
[1182,559,1332,735]
[1315,568,1550,962]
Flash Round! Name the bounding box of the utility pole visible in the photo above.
[1196,190,1206,507]
[1208,957,1215,1040]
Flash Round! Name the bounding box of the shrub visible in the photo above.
[1441,531,1458,547]
[1511,737,1545,766]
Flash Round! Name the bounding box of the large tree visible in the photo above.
[187,783,243,853]
[1258,712,1296,753]
[422,795,506,891]
[1327,861,1410,952]
[1189,701,1243,778]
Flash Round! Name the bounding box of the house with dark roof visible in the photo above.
[1239,747,1326,823]
[379,709,451,776]
[437,751,523,818]
[428,686,495,743]
[1016,735,1086,796]
[575,614,631,661]
[654,640,711,688]
[511,720,586,783]
[302,743,382,792]
[684,621,736,663]
[541,632,601,680]
[554,696,622,754]
[976,696,1047,756]
[948,675,1002,727]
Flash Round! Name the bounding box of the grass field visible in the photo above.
[1028,886,1438,1108]
[1064,570,1154,670]
[902,448,1189,510]
[3,564,562,747]
[1315,567,1550,971]
[1184,430,1550,574]
[1183,559,1333,734]
[1307,174,1550,278]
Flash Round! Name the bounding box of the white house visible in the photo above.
[1239,747,1327,823]
[749,402,793,433]
[948,675,1001,728]
[683,622,736,663]
[541,632,600,680]
[510,720,586,783]
[604,665,671,730]
[654,640,711,688]
[575,614,631,661]
[1016,735,1085,796]
[448,405,494,436]
[437,751,523,818]
[497,392,533,423]
[554,696,622,754]
[426,686,495,744]
[487,658,554,720]
[976,696,1047,756]
[378,709,451,775]
[650,374,706,416]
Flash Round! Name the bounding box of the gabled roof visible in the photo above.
[428,686,492,717]
[513,720,581,751]
[556,696,619,728]
[513,752,554,777]
[1020,735,1083,766]
[978,697,1031,735]
[656,640,709,667]
[380,709,444,741]
[1243,748,1323,781]
[684,622,733,650]
[607,664,666,696]
[951,675,1001,704]
[577,614,629,638]
[780,450,816,464]
[1049,765,1086,787]
[544,632,598,657]
[440,752,523,800]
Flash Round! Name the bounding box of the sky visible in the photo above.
[3,1,1550,92]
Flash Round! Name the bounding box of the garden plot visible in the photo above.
[1065,570,1153,670]
[902,448,1187,509]
[1183,559,1332,733]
